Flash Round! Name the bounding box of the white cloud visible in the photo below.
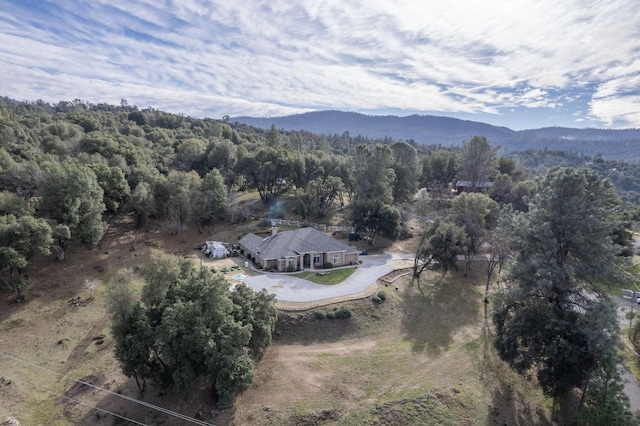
[1,0,639,128]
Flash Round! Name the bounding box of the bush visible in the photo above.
[286,265,296,272]
[326,310,336,319]
[371,295,382,304]
[334,306,352,319]
[377,291,387,301]
[314,310,326,319]
[398,224,413,240]
[258,218,272,227]
[323,262,334,269]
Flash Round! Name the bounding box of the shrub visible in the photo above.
[258,218,272,227]
[323,262,334,269]
[326,310,336,319]
[377,290,387,301]
[371,295,382,304]
[314,310,327,319]
[398,224,413,240]
[286,265,296,272]
[334,306,352,319]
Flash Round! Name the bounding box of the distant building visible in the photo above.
[455,180,494,194]
[238,227,360,272]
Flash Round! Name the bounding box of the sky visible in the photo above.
[1,1,640,130]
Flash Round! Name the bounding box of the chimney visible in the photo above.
[271,226,278,236]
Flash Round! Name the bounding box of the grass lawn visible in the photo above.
[295,267,357,284]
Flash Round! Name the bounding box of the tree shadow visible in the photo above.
[401,275,480,355]
[481,304,554,426]
[485,377,553,426]
[75,376,225,426]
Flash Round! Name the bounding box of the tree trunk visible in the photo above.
[132,228,139,251]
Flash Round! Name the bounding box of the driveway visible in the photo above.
[610,295,640,412]
[243,253,412,303]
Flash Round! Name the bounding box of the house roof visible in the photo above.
[239,227,359,260]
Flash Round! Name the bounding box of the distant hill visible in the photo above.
[233,111,640,160]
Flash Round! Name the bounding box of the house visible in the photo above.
[201,241,230,259]
[238,227,360,272]
[454,180,494,194]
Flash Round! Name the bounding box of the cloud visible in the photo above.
[1,0,639,128]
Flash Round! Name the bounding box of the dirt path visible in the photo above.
[61,312,111,375]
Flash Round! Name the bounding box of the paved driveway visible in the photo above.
[243,253,412,303]
[610,295,640,412]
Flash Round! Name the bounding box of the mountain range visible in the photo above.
[233,111,640,161]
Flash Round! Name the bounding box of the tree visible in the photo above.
[351,199,400,245]
[129,182,155,230]
[457,136,497,191]
[230,284,278,361]
[193,169,228,233]
[352,144,395,204]
[420,150,456,210]
[484,208,514,296]
[38,161,106,248]
[493,168,628,408]
[107,269,153,392]
[450,192,499,275]
[304,175,344,218]
[165,171,200,239]
[0,191,34,216]
[413,219,465,278]
[236,147,294,203]
[89,164,131,214]
[265,124,281,148]
[108,252,277,406]
[390,141,420,203]
[577,301,635,425]
[0,214,52,300]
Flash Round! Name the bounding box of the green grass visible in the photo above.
[295,267,357,284]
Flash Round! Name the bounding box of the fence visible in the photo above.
[267,218,354,233]
[621,289,640,300]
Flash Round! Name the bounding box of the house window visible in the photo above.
[313,254,320,265]
[288,259,295,268]
[333,254,339,265]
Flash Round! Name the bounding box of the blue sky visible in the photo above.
[1,0,640,130]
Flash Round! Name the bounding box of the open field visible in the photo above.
[0,214,555,425]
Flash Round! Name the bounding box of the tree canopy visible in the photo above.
[107,251,277,406]
[493,168,630,411]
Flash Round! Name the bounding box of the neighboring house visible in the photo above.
[238,227,360,272]
[455,180,494,194]
[201,241,230,258]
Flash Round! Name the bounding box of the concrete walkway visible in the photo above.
[243,253,413,303]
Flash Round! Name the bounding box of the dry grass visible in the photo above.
[230,266,553,425]
[0,213,554,425]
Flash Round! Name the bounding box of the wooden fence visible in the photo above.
[267,218,354,233]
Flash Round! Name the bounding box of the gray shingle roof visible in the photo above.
[239,228,359,260]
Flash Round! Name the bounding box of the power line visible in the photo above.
[0,351,214,426]
[4,375,148,426]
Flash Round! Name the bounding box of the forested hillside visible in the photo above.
[234,110,640,160]
[2,97,640,423]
